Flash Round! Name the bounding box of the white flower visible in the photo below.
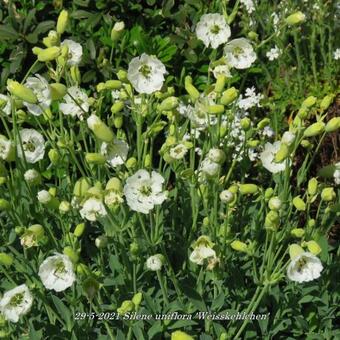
[199,158,220,178]
[195,13,231,49]
[38,253,76,292]
[219,190,234,203]
[287,252,323,283]
[23,74,51,116]
[0,284,33,323]
[189,245,216,265]
[59,86,89,120]
[104,190,124,207]
[17,129,45,164]
[124,169,167,214]
[224,38,256,69]
[79,197,107,221]
[266,46,281,61]
[262,126,275,138]
[61,39,83,66]
[169,143,188,160]
[127,53,167,94]
[248,148,258,161]
[0,94,12,115]
[146,254,164,271]
[100,139,129,167]
[0,136,13,161]
[281,131,295,145]
[334,48,340,60]
[334,164,340,185]
[237,87,263,110]
[212,64,232,79]
[260,141,287,174]
[37,190,52,204]
[240,0,255,14]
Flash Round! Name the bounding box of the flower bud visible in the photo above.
[111,21,125,41]
[305,240,321,255]
[0,253,13,266]
[158,96,179,111]
[247,31,258,41]
[48,148,60,164]
[274,143,289,163]
[117,300,134,315]
[228,184,239,194]
[171,331,194,340]
[308,219,316,228]
[63,246,79,263]
[70,66,81,84]
[301,96,317,108]
[82,277,100,300]
[285,11,306,25]
[144,154,151,167]
[56,9,69,34]
[264,187,274,199]
[105,80,122,90]
[307,178,318,196]
[132,292,142,307]
[73,177,91,197]
[257,118,270,129]
[321,187,336,201]
[111,101,124,114]
[184,76,200,100]
[290,228,305,238]
[85,153,106,165]
[292,196,306,211]
[239,183,258,195]
[220,87,238,105]
[230,240,248,253]
[117,69,128,81]
[281,131,295,146]
[289,244,304,260]
[319,94,334,112]
[7,79,37,104]
[126,157,137,169]
[325,117,340,132]
[265,210,280,230]
[50,83,67,100]
[208,148,225,164]
[74,223,85,237]
[268,197,282,210]
[247,139,260,147]
[113,115,123,129]
[106,177,122,192]
[214,74,225,93]
[303,122,325,137]
[95,235,108,248]
[87,114,114,143]
[240,117,251,131]
[300,139,312,148]
[130,242,139,255]
[0,198,11,211]
[37,46,61,62]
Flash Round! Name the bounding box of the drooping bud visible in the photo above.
[292,196,306,211]
[56,9,69,35]
[87,114,114,143]
[220,87,238,105]
[7,79,37,104]
[37,46,61,62]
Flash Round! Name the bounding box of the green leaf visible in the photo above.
[0,25,19,40]
[51,295,73,331]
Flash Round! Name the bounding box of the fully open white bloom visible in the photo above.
[38,253,76,292]
[199,158,220,178]
[240,0,255,14]
[260,141,287,174]
[80,197,107,221]
[146,254,164,271]
[0,94,12,115]
[237,87,263,110]
[195,13,231,49]
[266,45,281,61]
[0,284,33,323]
[189,245,216,265]
[37,190,52,204]
[59,86,89,120]
[169,143,188,160]
[17,129,45,163]
[333,48,340,60]
[23,74,51,116]
[124,169,167,214]
[61,39,83,66]
[127,53,167,94]
[224,38,256,69]
[287,252,323,283]
[100,139,129,167]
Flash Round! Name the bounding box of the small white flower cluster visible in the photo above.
[237,87,263,110]
[266,45,282,61]
[240,0,256,14]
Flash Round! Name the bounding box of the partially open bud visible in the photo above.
[289,244,304,260]
[321,187,336,201]
[265,210,280,230]
[285,11,306,25]
[208,148,225,164]
[24,169,41,186]
[292,196,306,211]
[268,197,282,211]
[111,21,125,42]
[59,200,71,213]
[95,235,108,248]
[303,122,325,137]
[56,9,69,35]
[219,190,234,203]
[7,79,37,104]
[87,114,114,143]
[220,87,238,105]
[106,177,122,192]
